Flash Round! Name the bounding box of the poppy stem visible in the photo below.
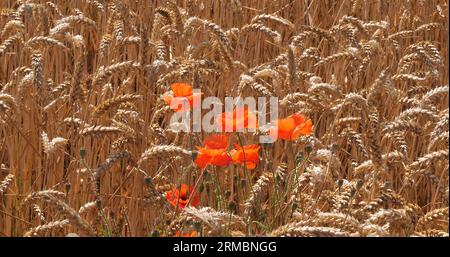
[237,133,254,195]
[170,183,183,223]
[236,133,246,168]
[226,209,233,236]
[185,170,205,208]
[212,168,223,209]
[236,133,257,235]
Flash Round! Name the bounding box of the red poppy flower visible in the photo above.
[165,184,199,209]
[174,230,198,237]
[229,143,260,170]
[216,107,258,132]
[194,134,232,169]
[163,83,202,112]
[269,113,313,141]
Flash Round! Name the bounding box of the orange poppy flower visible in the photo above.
[216,107,258,132]
[269,113,313,141]
[229,143,260,170]
[174,230,198,237]
[163,83,202,112]
[194,134,232,169]
[165,184,199,209]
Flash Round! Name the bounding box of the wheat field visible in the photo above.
[0,0,448,237]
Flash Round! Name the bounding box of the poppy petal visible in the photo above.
[166,184,199,209]
[291,113,307,126]
[216,107,258,132]
[171,83,193,97]
[277,116,296,132]
[194,152,212,169]
[246,162,257,170]
[170,97,191,112]
[197,147,226,157]
[292,119,313,138]
[211,153,232,167]
[175,230,198,237]
[230,144,260,169]
[204,134,229,149]
[190,92,203,108]
[269,127,292,140]
[245,109,259,129]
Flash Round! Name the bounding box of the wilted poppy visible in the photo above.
[165,184,199,209]
[229,143,260,170]
[194,134,232,169]
[269,113,312,141]
[163,83,202,112]
[216,107,258,132]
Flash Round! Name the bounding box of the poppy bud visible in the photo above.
[275,174,282,182]
[295,152,304,163]
[65,182,71,193]
[95,199,102,209]
[144,176,152,186]
[305,145,313,154]
[330,143,338,153]
[191,151,198,161]
[228,200,236,211]
[193,221,202,231]
[356,179,364,190]
[337,179,344,188]
[198,183,204,193]
[350,187,357,197]
[151,230,160,237]
[79,148,86,159]
[262,142,273,150]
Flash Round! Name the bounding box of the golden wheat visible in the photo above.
[0,0,448,238]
